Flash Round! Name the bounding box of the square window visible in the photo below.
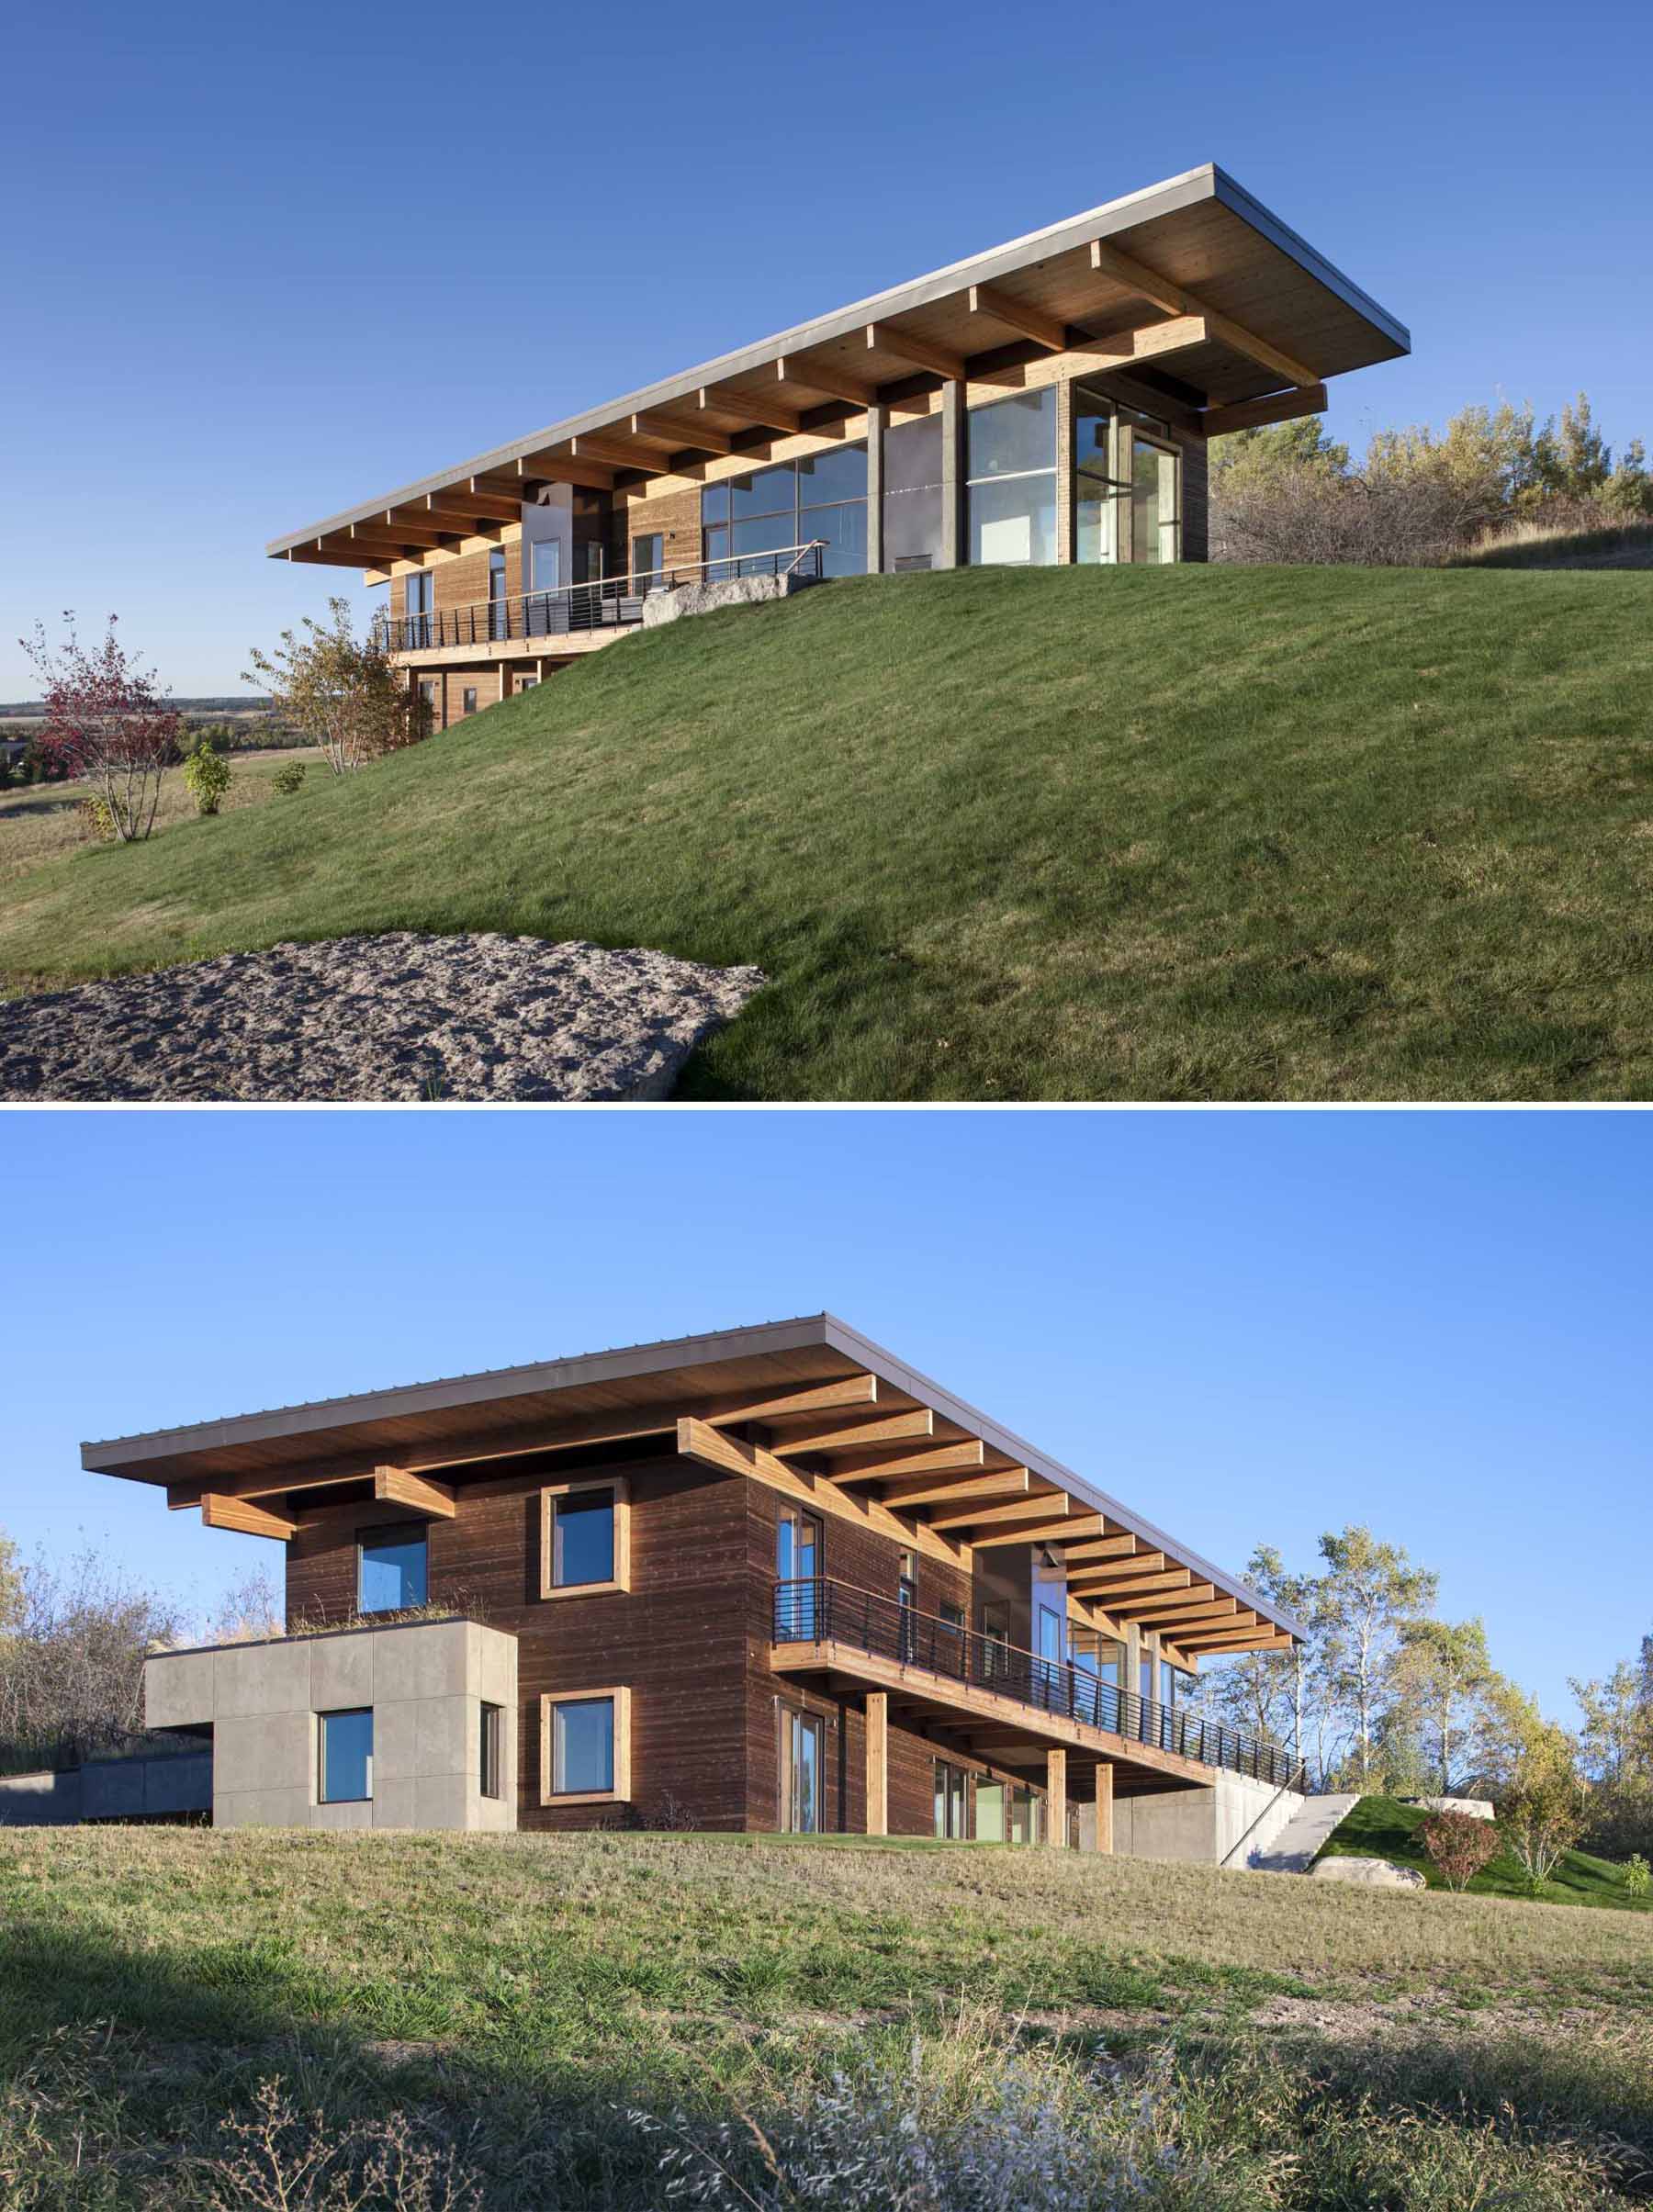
[357,1522,427,1613]
[540,1478,629,1597]
[540,1687,630,1802]
[320,1708,373,1802]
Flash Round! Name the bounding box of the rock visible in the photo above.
[1403,1796,1495,1821]
[641,573,818,628]
[1310,1855,1428,1890]
[0,933,766,1102]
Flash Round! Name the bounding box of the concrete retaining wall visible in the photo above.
[1112,1772,1305,1866]
[0,1751,211,1826]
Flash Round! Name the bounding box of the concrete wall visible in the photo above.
[1111,1772,1305,1866]
[0,1751,211,1826]
[146,1618,518,1833]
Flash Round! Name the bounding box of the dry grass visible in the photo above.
[2,1828,1650,2207]
[0,751,320,889]
[1456,514,1653,569]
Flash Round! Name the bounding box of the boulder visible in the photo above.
[1310,1855,1427,1891]
[1404,1795,1495,1821]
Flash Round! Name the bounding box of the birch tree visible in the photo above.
[245,598,428,776]
[1317,1525,1437,1791]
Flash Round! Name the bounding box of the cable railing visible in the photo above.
[772,1577,1295,1789]
[378,542,826,654]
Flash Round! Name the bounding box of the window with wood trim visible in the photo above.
[539,1686,631,1804]
[539,1476,631,1598]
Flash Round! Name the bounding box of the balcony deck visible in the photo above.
[771,1578,1296,1797]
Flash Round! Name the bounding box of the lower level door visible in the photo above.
[781,1708,823,1832]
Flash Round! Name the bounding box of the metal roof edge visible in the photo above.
[1209,164,1411,354]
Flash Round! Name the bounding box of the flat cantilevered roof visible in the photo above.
[82,1313,1304,1659]
[271,163,1408,572]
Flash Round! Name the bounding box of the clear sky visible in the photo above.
[1,1107,1646,1725]
[3,0,1648,694]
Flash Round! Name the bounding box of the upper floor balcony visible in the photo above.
[771,1576,1298,1793]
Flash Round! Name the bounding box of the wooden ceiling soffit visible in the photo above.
[864,321,965,382]
[676,1416,966,1567]
[775,354,876,410]
[630,411,732,455]
[828,1441,986,1486]
[424,490,520,524]
[200,1492,296,1540]
[1201,384,1328,438]
[769,1409,934,1455]
[1078,315,1209,369]
[568,435,671,475]
[967,283,1067,354]
[698,385,805,437]
[513,453,617,490]
[1087,238,1319,390]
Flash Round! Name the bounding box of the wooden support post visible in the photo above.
[1096,1760,1114,1855]
[865,402,885,575]
[1047,1746,1067,1846]
[865,1691,888,1836]
[939,379,964,570]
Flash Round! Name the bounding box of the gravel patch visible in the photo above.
[0,933,766,1102]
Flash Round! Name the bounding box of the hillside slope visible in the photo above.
[4,565,1651,1100]
[2,1828,1650,2208]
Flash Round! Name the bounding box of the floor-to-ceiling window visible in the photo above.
[404,570,433,648]
[776,1504,821,1636]
[1073,383,1127,564]
[780,1707,823,1832]
[933,1758,967,1838]
[702,447,868,578]
[1130,433,1182,563]
[883,415,944,570]
[966,387,1057,567]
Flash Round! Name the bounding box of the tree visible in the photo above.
[245,598,429,777]
[1317,1525,1438,1791]
[1497,1734,1586,1894]
[18,612,180,841]
[0,1541,186,1766]
[1396,1616,1497,1792]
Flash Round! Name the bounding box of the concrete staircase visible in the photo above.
[1248,1792,1360,1874]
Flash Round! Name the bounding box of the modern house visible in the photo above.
[81,1318,1307,1859]
[267,166,1407,729]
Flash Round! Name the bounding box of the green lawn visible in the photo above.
[1319,1794,1652,1911]
[3,565,1652,1100]
[2,1827,1651,2208]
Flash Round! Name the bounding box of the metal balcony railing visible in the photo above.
[773,1577,1297,1790]
[378,542,826,655]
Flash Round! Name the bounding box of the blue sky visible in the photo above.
[3,0,1648,693]
[1,1108,1646,1724]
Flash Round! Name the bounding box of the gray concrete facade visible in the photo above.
[1091,1771,1307,1867]
[145,1617,518,1833]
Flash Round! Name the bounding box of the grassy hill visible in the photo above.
[1319,1795,1652,1911]
[4,565,1652,1101]
[2,1827,1651,2208]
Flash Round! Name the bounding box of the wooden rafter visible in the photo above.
[200,1493,296,1540]
[770,1409,934,1455]
[1202,384,1328,437]
[973,1514,1105,1551]
[631,411,733,455]
[373,1465,455,1518]
[828,1441,986,1487]
[699,385,804,437]
[1087,239,1319,389]
[928,1489,1070,1534]
[677,1416,966,1568]
[707,1375,878,1427]
[569,435,671,475]
[1055,1534,1140,1566]
[879,1469,1031,1512]
[776,354,875,410]
[966,282,1067,353]
[513,453,617,490]
[865,321,965,382]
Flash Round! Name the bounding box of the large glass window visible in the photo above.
[776,1506,821,1637]
[488,547,507,639]
[1074,382,1127,566]
[552,1488,615,1588]
[883,414,943,570]
[404,570,433,646]
[1130,437,1181,564]
[357,1522,427,1613]
[974,1780,1004,1843]
[703,447,868,578]
[320,1708,373,1803]
[529,537,561,592]
[933,1758,967,1839]
[553,1696,614,1794]
[966,388,1056,567]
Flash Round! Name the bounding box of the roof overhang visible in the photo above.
[270,163,1408,573]
[81,1314,1304,1657]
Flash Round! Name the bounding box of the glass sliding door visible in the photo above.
[1072,383,1128,564]
[405,570,433,648]
[780,1707,824,1832]
[933,1758,967,1838]
[883,414,944,570]
[776,1505,821,1637]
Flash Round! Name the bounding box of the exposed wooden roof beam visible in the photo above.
[828,1441,986,1486]
[706,1375,878,1427]
[966,282,1067,354]
[1069,1568,1193,1601]
[881,1469,1032,1512]
[424,490,521,524]
[677,1416,965,1568]
[1179,1629,1294,1656]
[770,1409,934,1455]
[928,1488,1070,1534]
[1087,239,1319,389]
[776,354,875,410]
[1201,384,1328,437]
[201,1493,296,1540]
[1084,315,1210,367]
[372,1465,455,1519]
[513,453,617,490]
[973,1513,1105,1551]
[1119,1586,1223,1620]
[1056,1534,1140,1566]
[865,320,965,381]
